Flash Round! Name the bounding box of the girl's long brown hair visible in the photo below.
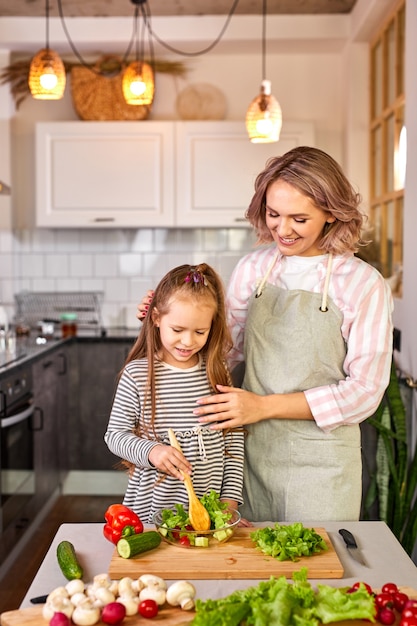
[124,263,232,437]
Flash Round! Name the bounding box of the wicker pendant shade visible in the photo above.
[246,80,282,143]
[28,48,66,100]
[122,61,154,106]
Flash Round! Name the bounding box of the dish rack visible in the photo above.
[14,291,104,334]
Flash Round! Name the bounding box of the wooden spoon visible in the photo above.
[168,428,211,531]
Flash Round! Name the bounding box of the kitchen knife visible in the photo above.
[30,594,48,604]
[338,528,368,567]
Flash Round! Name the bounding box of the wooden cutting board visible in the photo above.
[3,588,417,626]
[108,527,344,579]
[0,605,194,626]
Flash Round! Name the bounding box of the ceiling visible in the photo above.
[0,0,358,18]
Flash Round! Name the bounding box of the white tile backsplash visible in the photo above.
[1,227,256,328]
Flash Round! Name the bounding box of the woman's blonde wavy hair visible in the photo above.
[246,146,368,255]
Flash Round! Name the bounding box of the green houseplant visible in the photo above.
[362,359,417,556]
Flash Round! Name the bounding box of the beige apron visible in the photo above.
[239,253,362,522]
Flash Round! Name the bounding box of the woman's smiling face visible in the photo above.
[265,180,336,257]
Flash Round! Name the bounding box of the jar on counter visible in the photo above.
[61,312,78,338]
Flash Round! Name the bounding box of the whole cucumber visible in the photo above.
[56,540,84,580]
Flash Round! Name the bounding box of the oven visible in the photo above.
[0,366,35,533]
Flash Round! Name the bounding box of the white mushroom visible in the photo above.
[92,586,115,607]
[46,587,69,603]
[166,580,197,611]
[92,573,112,589]
[70,592,88,607]
[131,578,145,594]
[138,574,167,590]
[117,576,136,597]
[66,579,85,597]
[116,595,140,616]
[71,598,101,626]
[42,596,74,621]
[139,585,166,606]
[109,579,120,596]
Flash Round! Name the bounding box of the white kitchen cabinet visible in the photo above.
[35,120,314,228]
[175,121,315,227]
[36,121,175,228]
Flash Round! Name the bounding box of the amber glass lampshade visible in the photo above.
[246,80,282,143]
[122,61,154,106]
[28,48,66,100]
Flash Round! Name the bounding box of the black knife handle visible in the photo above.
[339,528,358,548]
[30,594,48,604]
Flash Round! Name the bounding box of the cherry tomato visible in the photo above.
[400,616,417,626]
[382,583,399,596]
[402,607,417,619]
[394,591,410,612]
[375,593,395,610]
[349,581,373,595]
[179,535,191,547]
[404,600,417,611]
[378,607,396,625]
[138,599,159,619]
[171,526,181,540]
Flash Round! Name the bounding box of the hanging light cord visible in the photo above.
[45,0,50,49]
[56,0,137,73]
[144,0,241,57]
[54,0,237,72]
[262,0,266,79]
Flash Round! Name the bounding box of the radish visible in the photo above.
[101,602,127,624]
[50,613,71,626]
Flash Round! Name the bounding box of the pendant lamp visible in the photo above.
[246,0,282,143]
[122,0,155,106]
[28,0,66,100]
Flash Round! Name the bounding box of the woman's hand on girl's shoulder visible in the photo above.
[136,290,154,321]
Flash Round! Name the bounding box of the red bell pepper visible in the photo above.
[103,504,143,544]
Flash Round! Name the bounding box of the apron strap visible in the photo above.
[256,249,280,297]
[256,250,334,307]
[320,253,333,312]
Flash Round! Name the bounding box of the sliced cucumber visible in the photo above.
[117,531,161,559]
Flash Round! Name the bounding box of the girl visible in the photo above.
[105,263,245,524]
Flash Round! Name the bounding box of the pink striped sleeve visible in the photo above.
[305,259,394,432]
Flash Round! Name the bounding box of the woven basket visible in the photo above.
[70,56,150,121]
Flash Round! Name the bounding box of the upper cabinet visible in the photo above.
[36,121,175,228]
[35,120,315,228]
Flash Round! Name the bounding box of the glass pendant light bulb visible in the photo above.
[246,80,282,143]
[39,70,58,90]
[129,77,146,96]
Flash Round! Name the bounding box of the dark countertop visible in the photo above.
[0,327,138,377]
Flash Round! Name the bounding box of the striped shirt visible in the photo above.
[226,245,394,432]
[104,357,245,523]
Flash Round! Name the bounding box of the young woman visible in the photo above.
[192,146,394,522]
[105,263,245,524]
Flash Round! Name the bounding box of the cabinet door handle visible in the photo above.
[32,406,44,431]
[58,352,67,375]
[93,217,115,222]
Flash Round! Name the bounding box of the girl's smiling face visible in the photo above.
[265,180,336,257]
[153,295,215,368]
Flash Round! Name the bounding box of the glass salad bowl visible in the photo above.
[153,507,241,548]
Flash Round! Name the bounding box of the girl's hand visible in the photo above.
[136,290,154,321]
[194,385,263,429]
[149,444,192,479]
[221,499,253,528]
